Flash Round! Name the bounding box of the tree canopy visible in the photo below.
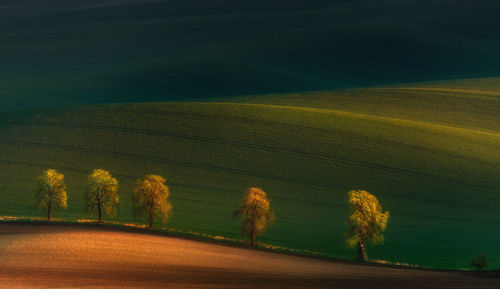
[84,169,119,223]
[346,190,389,261]
[470,254,488,271]
[234,187,275,246]
[36,169,67,221]
[133,174,172,229]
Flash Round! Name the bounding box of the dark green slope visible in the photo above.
[2,0,500,110]
[0,102,499,269]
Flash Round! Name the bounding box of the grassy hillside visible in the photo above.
[1,0,500,110]
[0,100,499,269]
[230,77,500,131]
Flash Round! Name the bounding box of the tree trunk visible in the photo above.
[250,208,256,247]
[47,200,52,221]
[97,195,102,223]
[149,203,155,230]
[357,240,368,261]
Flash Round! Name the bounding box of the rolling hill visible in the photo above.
[1,0,500,110]
[0,78,499,269]
[1,224,498,288]
[230,77,500,131]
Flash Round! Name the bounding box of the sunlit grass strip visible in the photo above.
[373,87,500,98]
[371,259,420,268]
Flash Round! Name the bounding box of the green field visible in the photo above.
[1,79,499,269]
[1,0,500,271]
[230,77,500,131]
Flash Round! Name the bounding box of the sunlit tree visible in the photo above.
[133,174,173,229]
[346,190,389,261]
[84,169,119,223]
[234,187,275,246]
[36,169,67,221]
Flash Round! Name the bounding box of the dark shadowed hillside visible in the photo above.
[1,0,500,110]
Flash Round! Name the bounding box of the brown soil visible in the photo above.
[0,224,498,288]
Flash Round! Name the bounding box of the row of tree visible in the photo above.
[36,169,390,260]
[36,169,171,229]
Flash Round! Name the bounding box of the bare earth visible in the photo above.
[0,224,498,289]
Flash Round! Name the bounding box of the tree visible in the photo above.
[84,169,119,223]
[346,190,389,261]
[470,254,488,271]
[234,187,275,247]
[36,169,68,221]
[133,174,173,229]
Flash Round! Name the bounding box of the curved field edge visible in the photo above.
[0,219,497,272]
[1,223,498,289]
[0,102,499,269]
[0,217,322,258]
[227,77,500,132]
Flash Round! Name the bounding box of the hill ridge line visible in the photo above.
[217,102,500,137]
[373,87,500,98]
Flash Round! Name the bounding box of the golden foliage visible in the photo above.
[133,174,172,228]
[36,169,68,215]
[234,187,275,245]
[84,169,119,219]
[346,190,389,248]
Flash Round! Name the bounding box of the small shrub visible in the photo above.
[470,254,488,271]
